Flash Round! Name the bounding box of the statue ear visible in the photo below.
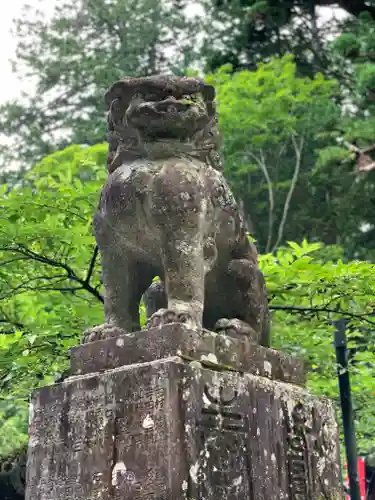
[108,98,126,128]
[104,80,136,111]
[104,82,122,110]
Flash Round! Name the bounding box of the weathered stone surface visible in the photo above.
[72,324,305,385]
[27,357,342,500]
[86,75,270,347]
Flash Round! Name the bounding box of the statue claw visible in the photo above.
[82,324,126,344]
[148,308,194,329]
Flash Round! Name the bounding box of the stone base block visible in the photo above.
[26,357,342,500]
[71,324,305,385]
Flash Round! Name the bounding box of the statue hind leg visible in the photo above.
[143,279,167,324]
[213,243,270,347]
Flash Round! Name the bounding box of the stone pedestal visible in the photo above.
[26,326,343,499]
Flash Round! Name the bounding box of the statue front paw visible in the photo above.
[82,323,126,344]
[147,308,194,329]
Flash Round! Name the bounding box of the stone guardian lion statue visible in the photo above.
[84,75,270,347]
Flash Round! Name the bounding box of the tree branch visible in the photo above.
[0,245,104,303]
[28,202,88,222]
[272,135,304,253]
[85,245,98,284]
[0,319,25,332]
[355,52,375,60]
[0,307,25,334]
[270,304,375,325]
[249,150,275,253]
[0,275,69,300]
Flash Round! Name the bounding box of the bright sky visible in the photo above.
[0,1,348,105]
[0,0,25,103]
[0,0,57,104]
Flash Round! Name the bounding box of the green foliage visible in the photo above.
[332,32,361,58]
[261,240,375,453]
[0,400,28,458]
[201,4,375,263]
[331,12,375,110]
[200,0,363,76]
[0,146,374,457]
[207,55,338,144]
[315,14,375,260]
[206,55,344,253]
[204,54,375,261]
[0,145,107,453]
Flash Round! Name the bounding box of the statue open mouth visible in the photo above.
[127,96,192,121]
[141,96,192,114]
[126,94,206,140]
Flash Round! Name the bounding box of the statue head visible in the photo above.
[104,75,222,172]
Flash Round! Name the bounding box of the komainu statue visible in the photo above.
[84,76,270,346]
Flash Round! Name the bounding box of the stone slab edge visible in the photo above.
[70,324,305,385]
